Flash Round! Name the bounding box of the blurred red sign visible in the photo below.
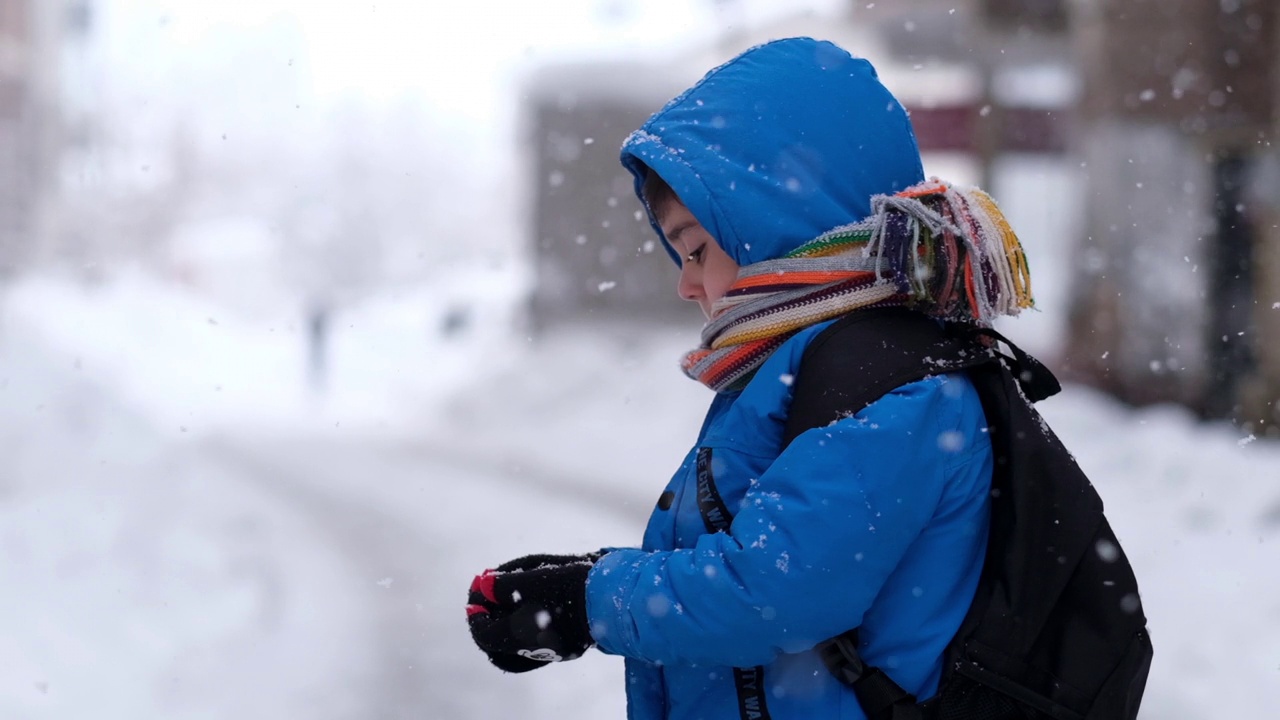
[905,104,1069,154]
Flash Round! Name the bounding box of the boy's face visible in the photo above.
[655,199,740,319]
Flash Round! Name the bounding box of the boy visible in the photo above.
[467,37,1033,720]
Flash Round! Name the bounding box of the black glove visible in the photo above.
[466,553,600,673]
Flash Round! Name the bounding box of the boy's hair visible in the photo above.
[641,167,680,223]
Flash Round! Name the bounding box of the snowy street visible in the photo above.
[0,317,634,719]
[2,274,1278,719]
[212,433,636,720]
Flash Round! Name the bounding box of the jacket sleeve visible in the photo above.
[585,376,980,667]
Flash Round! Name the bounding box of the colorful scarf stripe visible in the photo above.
[682,179,1034,393]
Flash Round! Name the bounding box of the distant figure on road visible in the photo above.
[306,300,329,392]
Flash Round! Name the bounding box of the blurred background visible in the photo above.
[0,0,1277,718]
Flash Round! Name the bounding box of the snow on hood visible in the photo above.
[620,36,925,267]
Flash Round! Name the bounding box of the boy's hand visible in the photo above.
[466,553,599,673]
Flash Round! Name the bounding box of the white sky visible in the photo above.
[97,0,846,122]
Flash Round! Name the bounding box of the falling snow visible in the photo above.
[646,594,671,618]
[0,21,1275,716]
[1095,539,1120,563]
[937,430,965,452]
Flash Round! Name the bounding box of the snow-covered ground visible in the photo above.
[1,269,1277,719]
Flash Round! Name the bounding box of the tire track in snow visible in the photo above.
[210,434,644,720]
[213,427,655,712]
[402,438,654,525]
[214,442,520,720]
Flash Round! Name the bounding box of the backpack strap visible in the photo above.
[782,307,999,448]
[818,633,925,720]
[694,447,775,720]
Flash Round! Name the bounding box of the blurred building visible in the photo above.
[1067,0,1279,431]
[0,0,92,277]
[854,0,1072,187]
[522,61,698,327]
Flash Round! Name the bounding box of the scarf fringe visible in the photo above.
[684,178,1034,393]
[864,179,1033,324]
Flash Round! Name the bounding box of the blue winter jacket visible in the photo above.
[585,38,994,720]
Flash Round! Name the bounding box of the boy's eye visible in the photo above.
[685,245,705,264]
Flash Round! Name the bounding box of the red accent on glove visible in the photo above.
[471,570,498,604]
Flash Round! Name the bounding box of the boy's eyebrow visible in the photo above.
[666,221,697,244]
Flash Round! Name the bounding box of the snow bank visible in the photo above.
[0,315,369,720]
[1,265,525,438]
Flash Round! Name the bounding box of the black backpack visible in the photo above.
[773,308,1151,720]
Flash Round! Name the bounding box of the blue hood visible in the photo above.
[621,37,924,267]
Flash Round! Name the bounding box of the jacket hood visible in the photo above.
[620,37,924,267]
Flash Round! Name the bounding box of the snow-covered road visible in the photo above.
[217,442,444,720]
[215,433,639,720]
[0,308,632,719]
[4,273,1278,718]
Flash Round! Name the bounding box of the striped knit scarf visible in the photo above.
[682,179,1034,393]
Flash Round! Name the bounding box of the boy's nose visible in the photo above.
[677,268,702,302]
